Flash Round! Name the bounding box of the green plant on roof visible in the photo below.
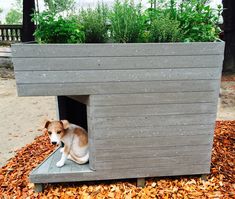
[79,3,109,43]
[33,0,221,43]
[33,11,85,43]
[109,0,144,43]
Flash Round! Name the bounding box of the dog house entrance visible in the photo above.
[55,96,90,171]
[57,96,88,131]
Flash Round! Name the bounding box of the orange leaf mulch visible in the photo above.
[0,121,235,198]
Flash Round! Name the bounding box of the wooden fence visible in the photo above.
[0,25,22,42]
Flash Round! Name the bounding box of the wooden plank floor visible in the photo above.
[30,147,211,184]
[30,148,93,183]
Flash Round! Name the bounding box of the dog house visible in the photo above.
[12,43,224,191]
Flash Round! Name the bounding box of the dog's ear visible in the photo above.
[42,128,48,134]
[44,120,51,129]
[61,120,70,130]
[42,120,50,134]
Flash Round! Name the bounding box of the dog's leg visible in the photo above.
[56,146,69,167]
[78,152,89,164]
[60,142,64,153]
[60,147,64,153]
[68,151,89,164]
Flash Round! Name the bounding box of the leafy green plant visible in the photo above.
[33,0,221,43]
[110,0,144,43]
[33,11,85,43]
[177,0,220,42]
[144,0,220,42]
[148,14,182,42]
[79,3,109,43]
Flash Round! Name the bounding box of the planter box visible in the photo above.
[12,43,224,187]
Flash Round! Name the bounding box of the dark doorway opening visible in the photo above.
[57,96,88,131]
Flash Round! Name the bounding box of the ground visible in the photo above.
[0,78,56,167]
[0,71,234,198]
[0,72,235,167]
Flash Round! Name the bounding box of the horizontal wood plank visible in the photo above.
[90,124,215,139]
[89,103,216,117]
[16,80,220,96]
[91,114,216,129]
[30,163,210,183]
[95,145,212,161]
[89,92,218,106]
[15,68,221,84]
[94,134,213,149]
[12,43,224,58]
[13,55,223,71]
[94,154,211,170]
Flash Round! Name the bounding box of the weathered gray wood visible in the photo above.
[95,145,212,160]
[201,174,208,181]
[13,55,223,71]
[14,42,223,184]
[94,153,211,170]
[12,43,224,58]
[60,159,73,173]
[67,95,89,105]
[88,138,96,171]
[15,67,221,84]
[90,124,214,139]
[30,162,210,183]
[29,148,211,183]
[137,178,145,187]
[89,103,216,117]
[34,183,44,192]
[48,150,61,173]
[31,147,59,174]
[71,162,91,172]
[89,92,218,106]
[93,135,213,150]
[16,80,220,96]
[91,114,215,129]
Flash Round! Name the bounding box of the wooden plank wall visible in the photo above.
[12,43,224,178]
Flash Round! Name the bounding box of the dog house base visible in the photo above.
[34,183,44,193]
[29,147,210,192]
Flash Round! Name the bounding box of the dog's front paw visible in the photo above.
[56,160,65,167]
[60,148,64,153]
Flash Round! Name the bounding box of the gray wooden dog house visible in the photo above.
[12,42,224,191]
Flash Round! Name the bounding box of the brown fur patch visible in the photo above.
[46,121,67,139]
[74,128,88,147]
[44,121,51,128]
[63,145,69,155]
[61,120,70,130]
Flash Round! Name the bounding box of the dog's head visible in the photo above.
[43,120,70,145]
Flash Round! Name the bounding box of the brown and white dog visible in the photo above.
[43,120,89,167]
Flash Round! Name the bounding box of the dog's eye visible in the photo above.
[48,131,52,135]
[57,131,61,134]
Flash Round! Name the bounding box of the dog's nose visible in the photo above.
[51,142,57,145]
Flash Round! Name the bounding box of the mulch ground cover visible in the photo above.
[0,121,234,198]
